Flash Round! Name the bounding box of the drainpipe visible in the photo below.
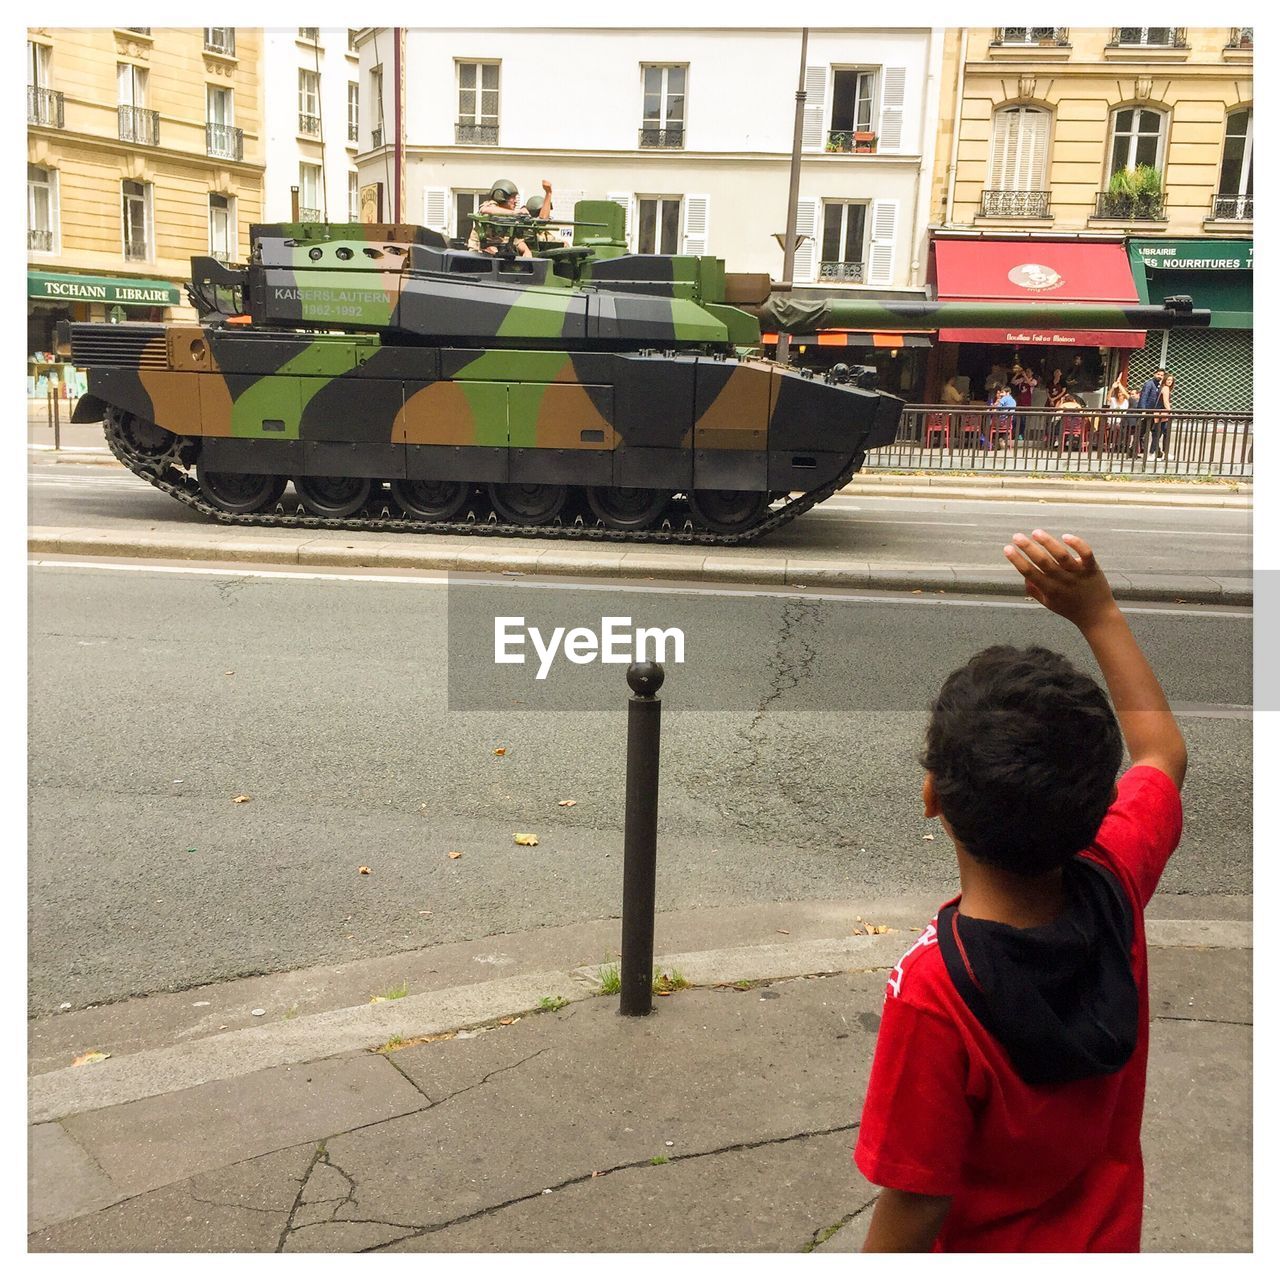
[393,27,403,222]
[943,28,969,226]
[908,28,944,288]
[776,26,809,367]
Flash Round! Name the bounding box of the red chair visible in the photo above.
[924,412,950,449]
[1059,412,1090,451]
[988,412,1015,449]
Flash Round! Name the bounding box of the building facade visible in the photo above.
[261,27,362,224]
[26,26,265,387]
[355,27,947,398]
[928,25,1252,409]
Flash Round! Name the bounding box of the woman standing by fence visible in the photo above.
[1150,374,1174,459]
[1106,379,1131,452]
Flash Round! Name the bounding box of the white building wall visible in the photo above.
[263,27,361,223]
[357,27,940,293]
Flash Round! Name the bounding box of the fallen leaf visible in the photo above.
[224,670,235,676]
[498,1017,515,1025]
[558,799,577,808]
[71,1050,110,1067]
[447,851,463,860]
[493,747,507,757]
[370,995,387,1004]
[922,833,936,842]
[186,847,197,853]
[231,794,251,804]
[656,989,673,997]
[911,589,923,595]
[868,924,889,935]
[591,1170,602,1178]
[775,928,790,935]
[514,833,539,846]
[358,865,372,875]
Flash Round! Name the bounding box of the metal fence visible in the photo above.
[867,406,1252,478]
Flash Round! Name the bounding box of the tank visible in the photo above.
[57,201,902,542]
[59,201,1209,542]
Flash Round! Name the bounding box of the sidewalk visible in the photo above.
[28,897,1252,1252]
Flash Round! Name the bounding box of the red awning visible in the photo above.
[932,239,1144,348]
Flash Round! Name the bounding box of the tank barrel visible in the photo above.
[760,295,1211,333]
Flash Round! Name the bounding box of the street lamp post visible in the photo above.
[776,27,809,367]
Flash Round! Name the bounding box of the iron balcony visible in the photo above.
[639,126,684,148]
[27,86,64,128]
[981,190,1052,218]
[1094,190,1166,220]
[206,122,244,160]
[455,122,498,144]
[118,104,159,145]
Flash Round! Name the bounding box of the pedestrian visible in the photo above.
[1135,367,1166,455]
[1012,363,1038,439]
[855,529,1186,1252]
[1150,373,1173,460]
[1045,369,1068,445]
[1106,379,1131,452]
[992,384,1017,448]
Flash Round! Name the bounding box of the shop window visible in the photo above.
[209,193,234,262]
[298,69,321,136]
[122,179,152,261]
[819,202,867,281]
[456,61,499,144]
[28,164,57,254]
[637,196,681,255]
[640,64,685,147]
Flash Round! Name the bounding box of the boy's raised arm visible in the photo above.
[1004,530,1187,789]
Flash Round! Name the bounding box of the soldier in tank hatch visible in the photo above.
[468,177,554,258]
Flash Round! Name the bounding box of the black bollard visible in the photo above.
[620,661,664,1016]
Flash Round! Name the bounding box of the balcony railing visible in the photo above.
[118,104,159,145]
[28,228,54,252]
[348,121,358,143]
[27,86,63,128]
[124,237,150,262]
[1093,190,1166,220]
[204,29,236,56]
[992,27,1069,45]
[819,260,866,282]
[1211,192,1253,220]
[298,28,319,43]
[639,125,684,148]
[1228,27,1253,48]
[981,189,1052,218]
[206,122,244,160]
[1109,27,1186,47]
[298,112,321,136]
[211,249,231,264]
[298,206,322,222]
[825,129,878,153]
[371,126,383,148]
[455,121,498,144]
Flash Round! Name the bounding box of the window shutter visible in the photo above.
[989,109,1015,189]
[991,109,1050,191]
[1024,110,1050,190]
[793,197,819,283]
[867,199,898,285]
[682,194,710,255]
[878,67,906,151]
[801,66,827,150]
[423,188,448,233]
[607,191,636,248]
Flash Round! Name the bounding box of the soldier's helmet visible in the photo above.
[490,178,519,202]
[523,194,544,217]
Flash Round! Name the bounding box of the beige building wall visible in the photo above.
[932,27,1252,235]
[27,26,265,318]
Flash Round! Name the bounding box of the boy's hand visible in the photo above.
[1003,530,1117,629]
[541,178,553,194]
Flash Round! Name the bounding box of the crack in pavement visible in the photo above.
[275,1142,327,1253]
[361,1119,861,1252]
[801,1192,878,1253]
[1153,1014,1252,1027]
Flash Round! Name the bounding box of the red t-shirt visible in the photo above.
[854,765,1183,1251]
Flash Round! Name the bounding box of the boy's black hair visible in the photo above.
[921,646,1123,876]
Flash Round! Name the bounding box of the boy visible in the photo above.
[855,529,1187,1252]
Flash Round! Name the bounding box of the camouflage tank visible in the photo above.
[59,200,1209,542]
[57,200,900,542]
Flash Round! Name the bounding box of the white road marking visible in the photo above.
[28,557,1251,619]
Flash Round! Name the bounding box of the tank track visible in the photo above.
[104,418,861,547]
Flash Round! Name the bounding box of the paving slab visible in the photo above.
[700,556,787,584]
[28,1122,119,1234]
[617,550,708,579]
[58,1052,425,1206]
[783,561,871,588]
[535,549,625,577]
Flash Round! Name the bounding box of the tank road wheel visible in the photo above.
[585,486,670,532]
[486,482,567,526]
[390,478,471,521]
[292,475,373,519]
[107,410,181,469]
[198,468,286,515]
[688,489,771,535]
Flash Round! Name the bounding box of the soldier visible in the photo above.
[520,180,557,249]
[467,178,532,258]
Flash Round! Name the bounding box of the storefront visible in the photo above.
[27,271,181,398]
[926,237,1145,406]
[1126,239,1252,412]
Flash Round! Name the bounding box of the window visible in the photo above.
[348,172,360,221]
[204,28,235,56]
[828,69,877,150]
[209,193,233,262]
[28,164,57,253]
[347,82,359,143]
[819,202,868,281]
[28,40,49,89]
[637,197,681,255]
[27,41,61,127]
[995,27,1068,45]
[118,62,147,108]
[1108,106,1165,176]
[456,61,499,143]
[118,64,156,144]
[348,29,359,52]
[1214,108,1253,219]
[453,190,489,240]
[206,85,241,158]
[299,69,321,136]
[122,180,151,260]
[207,85,232,126]
[298,163,322,220]
[640,64,685,147]
[299,27,319,44]
[983,106,1052,213]
[369,65,384,146]
[1111,27,1184,47]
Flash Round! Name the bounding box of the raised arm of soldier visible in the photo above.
[538,178,553,221]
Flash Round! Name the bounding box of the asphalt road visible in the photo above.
[28,559,1251,1015]
[28,459,1251,577]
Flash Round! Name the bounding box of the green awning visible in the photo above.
[28,271,181,307]
[1127,240,1252,328]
